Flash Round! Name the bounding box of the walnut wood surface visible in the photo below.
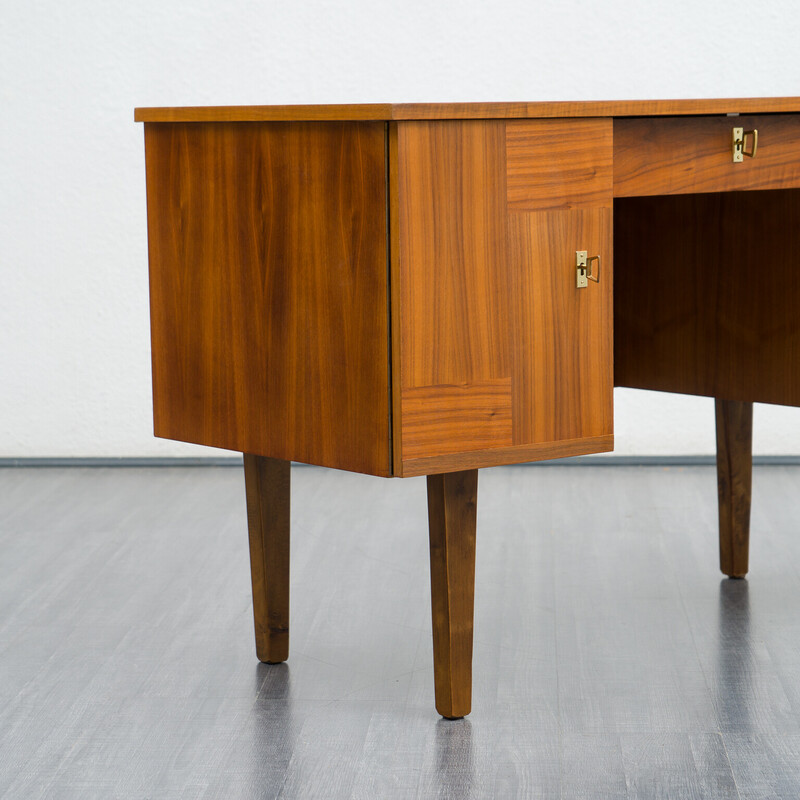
[614,115,800,197]
[614,190,800,406]
[401,380,512,460]
[506,119,613,210]
[396,120,510,391]
[243,454,291,663]
[508,210,613,445]
[427,469,478,719]
[394,119,614,474]
[388,124,404,476]
[401,434,614,477]
[144,121,391,475]
[135,97,800,123]
[715,400,753,579]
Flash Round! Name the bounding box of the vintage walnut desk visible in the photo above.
[135,98,800,718]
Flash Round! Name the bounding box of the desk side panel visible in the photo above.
[144,121,392,475]
[615,190,800,406]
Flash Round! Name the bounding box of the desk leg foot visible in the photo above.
[715,399,753,579]
[427,469,478,719]
[243,454,291,663]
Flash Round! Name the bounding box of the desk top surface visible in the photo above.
[134,97,800,123]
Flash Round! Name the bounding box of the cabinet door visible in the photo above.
[393,119,613,477]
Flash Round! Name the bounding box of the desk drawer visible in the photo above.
[614,114,800,196]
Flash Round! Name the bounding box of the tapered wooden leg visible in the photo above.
[243,454,291,663]
[427,469,478,719]
[715,399,753,579]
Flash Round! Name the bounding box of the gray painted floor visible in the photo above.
[0,465,799,799]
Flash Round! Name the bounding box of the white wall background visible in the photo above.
[1,0,799,458]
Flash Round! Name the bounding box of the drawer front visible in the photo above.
[614,114,800,197]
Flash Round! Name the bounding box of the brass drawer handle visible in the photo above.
[576,251,600,288]
[587,254,600,283]
[732,127,758,162]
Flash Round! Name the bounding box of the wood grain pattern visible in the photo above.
[614,115,800,197]
[508,210,613,445]
[716,400,753,579]
[427,469,478,719]
[136,97,800,123]
[144,121,392,476]
[506,119,613,210]
[401,434,614,477]
[401,380,512,460]
[243,454,291,663]
[396,120,510,390]
[614,190,800,406]
[388,123,404,476]
[395,119,614,473]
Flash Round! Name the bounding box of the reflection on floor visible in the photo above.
[1,464,799,798]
